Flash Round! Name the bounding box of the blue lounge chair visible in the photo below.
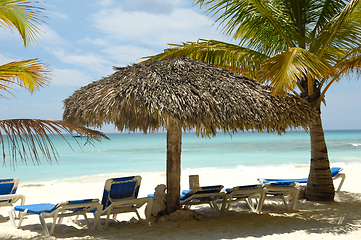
[260,182,300,211]
[257,167,345,191]
[180,185,227,216]
[0,179,25,216]
[10,199,102,236]
[224,184,265,214]
[93,176,152,230]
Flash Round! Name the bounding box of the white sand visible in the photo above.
[1,162,361,239]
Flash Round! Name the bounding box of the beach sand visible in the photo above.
[1,162,361,239]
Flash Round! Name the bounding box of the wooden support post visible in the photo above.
[189,175,199,189]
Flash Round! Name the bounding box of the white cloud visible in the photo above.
[37,25,65,45]
[79,37,108,47]
[49,68,91,86]
[121,0,183,14]
[91,7,226,49]
[51,11,68,20]
[97,0,116,7]
[48,48,111,73]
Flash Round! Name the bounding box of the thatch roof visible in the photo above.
[63,57,315,135]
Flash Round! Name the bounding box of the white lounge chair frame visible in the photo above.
[93,176,152,230]
[332,171,346,192]
[180,186,227,216]
[260,183,300,211]
[10,199,103,236]
[225,184,265,214]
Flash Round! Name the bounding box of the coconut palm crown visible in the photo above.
[143,0,361,201]
[63,57,316,213]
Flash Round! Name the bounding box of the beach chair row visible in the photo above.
[177,167,345,217]
[3,176,152,236]
[176,182,300,216]
[1,167,345,236]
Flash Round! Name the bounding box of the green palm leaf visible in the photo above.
[143,39,268,79]
[311,0,361,57]
[0,0,43,47]
[260,47,333,95]
[0,59,49,97]
[193,0,299,55]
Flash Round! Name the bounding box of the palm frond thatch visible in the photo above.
[0,119,109,168]
[63,57,316,136]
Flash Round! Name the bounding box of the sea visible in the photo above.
[1,130,360,184]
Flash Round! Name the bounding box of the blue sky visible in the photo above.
[0,0,360,132]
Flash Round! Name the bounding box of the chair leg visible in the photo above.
[49,212,59,236]
[145,199,153,223]
[93,206,102,230]
[224,199,231,215]
[335,173,346,192]
[282,196,289,211]
[290,190,299,211]
[135,209,141,220]
[39,213,50,236]
[93,212,103,230]
[8,209,16,228]
[83,213,90,229]
[245,198,256,212]
[104,210,112,230]
[256,192,265,213]
[219,197,227,216]
[207,202,215,215]
[74,215,80,224]
[17,212,26,229]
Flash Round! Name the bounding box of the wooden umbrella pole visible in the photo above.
[166,120,182,214]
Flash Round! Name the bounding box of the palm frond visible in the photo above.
[0,119,109,168]
[308,0,346,42]
[0,59,49,97]
[142,39,268,79]
[0,0,44,47]
[259,47,333,95]
[193,0,299,55]
[311,0,361,57]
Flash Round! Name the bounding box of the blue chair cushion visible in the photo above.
[14,204,57,215]
[331,167,341,177]
[101,176,140,209]
[181,185,223,200]
[0,179,15,195]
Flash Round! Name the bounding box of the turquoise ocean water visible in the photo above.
[1,130,360,183]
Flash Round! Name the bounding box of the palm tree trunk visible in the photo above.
[166,120,182,214]
[306,110,335,201]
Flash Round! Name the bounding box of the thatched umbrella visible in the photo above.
[63,57,315,213]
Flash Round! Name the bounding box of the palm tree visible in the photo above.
[0,0,107,167]
[144,0,361,201]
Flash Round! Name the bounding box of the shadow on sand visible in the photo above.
[3,191,361,240]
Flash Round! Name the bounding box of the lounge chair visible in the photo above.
[224,184,265,214]
[9,199,102,236]
[257,167,346,191]
[0,179,26,216]
[180,185,227,216]
[94,176,152,230]
[260,182,300,211]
